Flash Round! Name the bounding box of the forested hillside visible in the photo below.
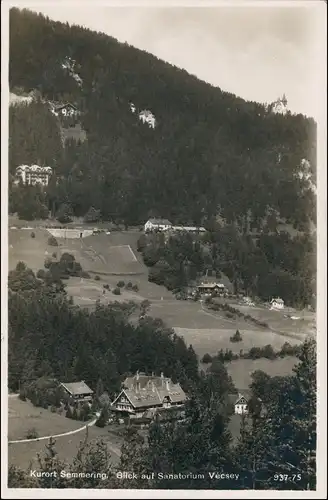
[9,7,316,229]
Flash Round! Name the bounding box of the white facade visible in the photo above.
[172,225,206,233]
[15,165,52,186]
[234,396,248,415]
[139,110,156,129]
[270,297,285,310]
[144,219,172,232]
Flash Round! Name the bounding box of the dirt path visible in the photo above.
[8,413,100,444]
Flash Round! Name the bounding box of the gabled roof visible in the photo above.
[227,390,253,406]
[115,373,187,409]
[16,164,52,173]
[198,282,226,289]
[60,381,93,396]
[55,102,78,110]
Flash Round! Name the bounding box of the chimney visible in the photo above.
[161,372,164,387]
[136,371,139,381]
[165,379,170,391]
[151,382,155,393]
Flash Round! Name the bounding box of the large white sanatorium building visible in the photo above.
[15,165,53,186]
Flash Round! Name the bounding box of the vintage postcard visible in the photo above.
[1,0,326,498]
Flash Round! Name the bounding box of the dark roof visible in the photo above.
[60,381,93,396]
[198,283,226,289]
[115,373,187,409]
[55,102,77,111]
[227,390,253,405]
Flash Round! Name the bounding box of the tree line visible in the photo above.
[137,224,316,308]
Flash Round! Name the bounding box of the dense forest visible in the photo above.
[9,7,316,228]
[8,262,198,395]
[137,224,316,308]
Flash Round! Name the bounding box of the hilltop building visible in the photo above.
[15,165,52,186]
[111,372,187,419]
[139,110,156,128]
[55,102,79,117]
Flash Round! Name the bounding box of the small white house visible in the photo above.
[144,218,172,233]
[234,394,249,415]
[270,297,285,310]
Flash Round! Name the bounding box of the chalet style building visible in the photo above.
[197,282,226,295]
[112,372,187,419]
[60,381,94,403]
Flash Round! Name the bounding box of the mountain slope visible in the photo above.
[9,7,316,228]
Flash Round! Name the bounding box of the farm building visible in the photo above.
[270,297,285,310]
[171,225,207,233]
[60,381,94,403]
[111,371,187,419]
[15,165,52,186]
[197,282,226,295]
[144,218,172,232]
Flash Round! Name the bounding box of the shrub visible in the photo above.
[117,280,125,288]
[65,406,73,419]
[18,391,26,401]
[48,236,58,247]
[201,353,213,364]
[230,330,243,343]
[30,232,35,238]
[36,269,46,280]
[103,284,110,290]
[112,287,121,295]
[95,275,101,281]
[50,405,57,413]
[125,281,133,289]
[132,284,139,292]
[44,257,52,269]
[52,252,57,259]
[26,428,39,440]
[80,271,91,279]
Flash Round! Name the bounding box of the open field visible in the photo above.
[174,328,302,358]
[9,228,50,272]
[233,303,315,337]
[8,397,122,470]
[8,425,122,471]
[199,356,299,391]
[8,397,84,441]
[9,224,313,395]
[226,356,299,390]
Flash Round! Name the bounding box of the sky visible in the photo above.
[7,2,327,119]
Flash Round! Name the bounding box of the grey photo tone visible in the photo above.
[7,4,317,492]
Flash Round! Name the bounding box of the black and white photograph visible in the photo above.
[1,1,326,497]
